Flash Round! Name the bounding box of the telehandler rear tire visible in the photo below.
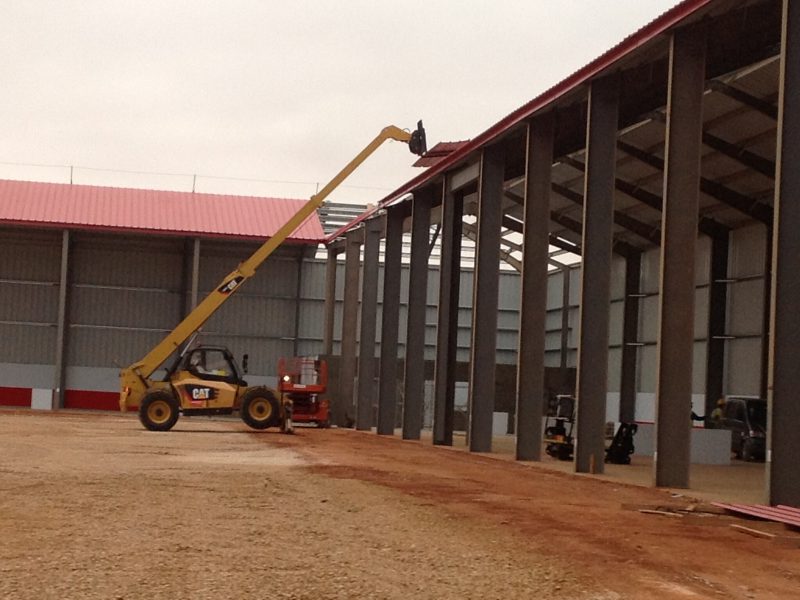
[241,387,281,430]
[139,390,180,432]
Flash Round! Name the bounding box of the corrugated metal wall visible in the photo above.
[68,233,185,368]
[0,229,61,376]
[635,235,712,397]
[726,224,767,395]
[326,261,529,365]
[198,239,306,377]
[0,223,771,402]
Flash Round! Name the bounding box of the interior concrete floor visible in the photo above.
[421,431,767,505]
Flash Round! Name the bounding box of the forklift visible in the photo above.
[119,122,427,431]
[544,395,576,461]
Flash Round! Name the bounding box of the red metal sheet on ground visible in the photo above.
[713,502,800,528]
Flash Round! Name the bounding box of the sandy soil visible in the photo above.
[0,411,798,599]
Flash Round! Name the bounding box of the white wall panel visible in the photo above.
[729,224,766,278]
[607,347,622,391]
[728,279,764,335]
[0,362,54,388]
[726,338,762,394]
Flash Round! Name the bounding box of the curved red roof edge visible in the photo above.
[0,218,316,244]
[325,0,713,244]
[0,177,325,243]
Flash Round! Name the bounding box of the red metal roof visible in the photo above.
[327,0,714,242]
[412,141,470,168]
[0,178,324,243]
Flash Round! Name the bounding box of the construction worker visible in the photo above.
[710,397,726,422]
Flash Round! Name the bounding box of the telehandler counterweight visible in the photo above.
[120,122,426,432]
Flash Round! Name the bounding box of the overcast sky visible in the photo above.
[0,1,679,205]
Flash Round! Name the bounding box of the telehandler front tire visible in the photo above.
[241,387,281,430]
[139,390,180,432]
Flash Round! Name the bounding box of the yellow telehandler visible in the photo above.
[119,122,426,432]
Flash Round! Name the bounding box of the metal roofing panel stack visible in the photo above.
[713,502,800,528]
[0,178,324,243]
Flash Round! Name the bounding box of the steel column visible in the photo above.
[322,245,342,356]
[516,114,554,461]
[403,188,432,440]
[705,233,729,416]
[760,227,773,402]
[560,267,571,374]
[468,145,504,453]
[338,230,362,427]
[377,206,405,435]
[575,75,619,474]
[293,250,305,358]
[767,0,800,507]
[433,182,463,446]
[356,217,382,431]
[620,253,642,424]
[52,230,71,410]
[654,25,706,489]
[181,238,201,317]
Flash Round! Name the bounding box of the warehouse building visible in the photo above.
[325,0,800,506]
[0,178,325,410]
[0,178,532,415]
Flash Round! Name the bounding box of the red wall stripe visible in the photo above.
[64,390,120,411]
[0,387,32,407]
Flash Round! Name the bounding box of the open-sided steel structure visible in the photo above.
[325,0,800,506]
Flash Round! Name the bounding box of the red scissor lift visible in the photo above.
[278,357,330,428]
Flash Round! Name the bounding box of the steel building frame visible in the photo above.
[326,0,800,506]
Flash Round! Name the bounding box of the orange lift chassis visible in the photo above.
[119,122,427,432]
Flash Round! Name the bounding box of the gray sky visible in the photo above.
[0,1,679,205]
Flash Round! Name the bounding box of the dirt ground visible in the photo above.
[1,411,798,599]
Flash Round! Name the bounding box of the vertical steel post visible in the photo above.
[433,182,463,446]
[377,206,405,435]
[654,25,706,489]
[190,238,200,312]
[560,267,571,375]
[356,217,382,430]
[468,145,504,453]
[403,188,432,440]
[760,227,773,402]
[705,233,729,416]
[575,75,619,474]
[293,249,305,358]
[180,238,201,317]
[620,253,642,423]
[516,114,554,461]
[338,230,362,426]
[323,246,341,356]
[767,0,800,506]
[53,229,71,410]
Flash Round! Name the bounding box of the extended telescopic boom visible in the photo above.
[120,122,426,411]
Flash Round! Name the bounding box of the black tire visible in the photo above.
[241,387,281,430]
[139,390,180,432]
[556,445,573,461]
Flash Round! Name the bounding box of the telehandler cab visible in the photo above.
[119,122,427,432]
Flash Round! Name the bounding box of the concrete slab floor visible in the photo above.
[413,430,767,505]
